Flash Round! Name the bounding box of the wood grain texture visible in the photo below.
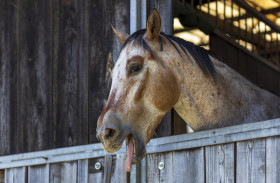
[88,0,130,143]
[50,161,78,183]
[147,0,174,138]
[18,0,52,153]
[0,170,3,183]
[88,158,104,183]
[146,148,204,183]
[266,137,280,183]
[103,155,113,183]
[205,144,235,183]
[0,0,18,156]
[236,139,266,183]
[28,165,49,183]
[5,167,26,183]
[52,0,88,148]
[77,159,88,183]
[146,152,173,183]
[110,154,127,183]
[172,148,204,183]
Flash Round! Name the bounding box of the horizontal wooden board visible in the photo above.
[1,118,280,169]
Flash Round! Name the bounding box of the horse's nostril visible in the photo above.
[104,128,116,139]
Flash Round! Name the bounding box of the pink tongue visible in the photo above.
[125,138,134,172]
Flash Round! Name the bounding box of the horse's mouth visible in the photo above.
[101,129,146,172]
[124,133,146,172]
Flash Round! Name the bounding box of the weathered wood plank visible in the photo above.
[0,0,18,156]
[28,165,49,183]
[52,0,88,148]
[5,167,26,183]
[146,148,204,183]
[18,0,52,153]
[77,159,88,183]
[88,0,130,143]
[266,137,280,183]
[146,152,173,183]
[88,158,104,183]
[103,155,113,183]
[205,144,235,183]
[146,118,280,154]
[0,170,3,183]
[173,148,204,183]
[236,139,266,183]
[110,154,127,183]
[1,119,280,170]
[50,161,78,183]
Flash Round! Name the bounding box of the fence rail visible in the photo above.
[1,118,280,182]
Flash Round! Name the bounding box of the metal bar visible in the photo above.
[130,0,138,34]
[231,7,280,21]
[215,0,218,26]
[238,5,241,44]
[223,0,226,29]
[234,0,280,33]
[252,16,254,52]
[140,0,147,29]
[207,0,210,17]
[231,0,234,31]
[245,16,248,49]
[1,118,280,170]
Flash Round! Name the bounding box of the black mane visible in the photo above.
[121,29,217,78]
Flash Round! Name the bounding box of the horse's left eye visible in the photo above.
[129,63,142,74]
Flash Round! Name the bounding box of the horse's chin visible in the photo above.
[102,140,123,153]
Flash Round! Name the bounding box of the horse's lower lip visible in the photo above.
[101,129,146,163]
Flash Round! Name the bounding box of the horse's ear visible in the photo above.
[112,26,129,45]
[146,9,161,41]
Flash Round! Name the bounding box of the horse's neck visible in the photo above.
[172,55,280,131]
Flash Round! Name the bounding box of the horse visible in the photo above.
[96,9,280,172]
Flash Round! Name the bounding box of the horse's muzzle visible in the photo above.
[96,113,146,163]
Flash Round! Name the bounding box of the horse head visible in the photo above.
[96,9,181,172]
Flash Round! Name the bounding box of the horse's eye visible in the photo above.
[128,63,142,74]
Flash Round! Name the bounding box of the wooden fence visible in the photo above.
[1,118,280,183]
[0,0,174,157]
